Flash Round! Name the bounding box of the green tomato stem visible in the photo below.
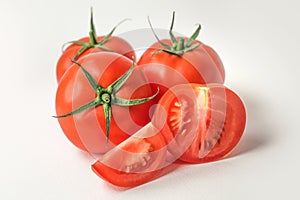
[148,12,202,56]
[89,7,98,45]
[62,7,129,60]
[101,93,111,104]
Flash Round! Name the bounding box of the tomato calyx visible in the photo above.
[148,11,201,56]
[53,60,159,142]
[61,7,128,60]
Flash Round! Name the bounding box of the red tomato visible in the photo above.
[55,52,156,153]
[138,14,225,100]
[56,11,135,82]
[152,84,246,163]
[92,123,167,188]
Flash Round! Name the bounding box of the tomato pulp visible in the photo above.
[152,84,246,163]
[92,123,167,188]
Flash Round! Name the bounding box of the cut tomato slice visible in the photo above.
[91,123,167,188]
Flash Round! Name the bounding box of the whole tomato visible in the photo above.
[138,12,225,100]
[152,83,246,163]
[55,52,157,153]
[56,9,135,82]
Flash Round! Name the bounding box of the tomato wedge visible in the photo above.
[92,123,167,187]
[152,84,246,163]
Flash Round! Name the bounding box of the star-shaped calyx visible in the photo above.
[149,11,202,56]
[54,60,158,142]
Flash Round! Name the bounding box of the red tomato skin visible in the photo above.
[92,161,162,188]
[138,38,225,99]
[91,130,167,188]
[56,36,136,82]
[152,84,246,164]
[55,52,155,153]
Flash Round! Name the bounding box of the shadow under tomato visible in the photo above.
[227,130,269,159]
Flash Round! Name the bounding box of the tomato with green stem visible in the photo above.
[152,83,246,163]
[138,12,225,100]
[56,8,135,82]
[92,123,167,188]
[54,52,158,153]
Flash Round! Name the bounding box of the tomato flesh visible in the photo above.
[152,84,246,163]
[92,123,167,188]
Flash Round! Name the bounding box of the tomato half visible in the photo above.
[55,52,156,153]
[56,10,135,82]
[152,84,246,163]
[92,123,167,188]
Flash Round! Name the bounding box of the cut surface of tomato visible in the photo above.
[152,84,246,163]
[91,123,167,188]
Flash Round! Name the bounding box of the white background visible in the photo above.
[0,0,299,199]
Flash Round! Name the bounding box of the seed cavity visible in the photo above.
[174,102,181,107]
[124,165,131,173]
[171,108,179,113]
[122,154,151,173]
[141,159,147,166]
[181,128,187,135]
[168,99,193,135]
[170,120,179,129]
[144,155,151,161]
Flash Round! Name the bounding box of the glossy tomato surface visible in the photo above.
[55,52,155,153]
[152,84,246,163]
[92,123,167,188]
[56,36,135,82]
[138,38,225,100]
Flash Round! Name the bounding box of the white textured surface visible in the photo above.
[0,0,299,199]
